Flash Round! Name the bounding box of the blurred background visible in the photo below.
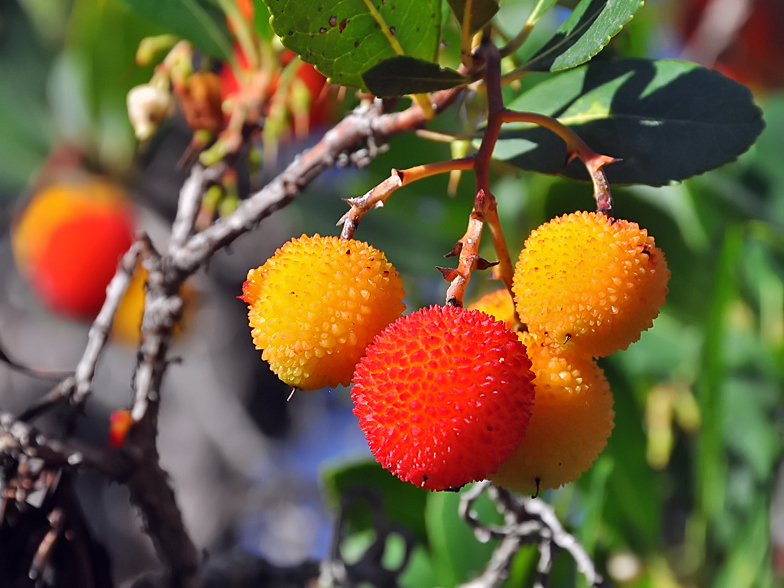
[0,0,782,586]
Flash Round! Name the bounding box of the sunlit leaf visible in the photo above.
[524,0,644,72]
[263,0,442,90]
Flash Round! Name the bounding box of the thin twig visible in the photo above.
[18,241,144,419]
[73,240,145,405]
[170,164,206,249]
[338,158,474,239]
[0,412,130,479]
[457,484,608,588]
[169,86,464,274]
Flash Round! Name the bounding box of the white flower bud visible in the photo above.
[127,84,171,141]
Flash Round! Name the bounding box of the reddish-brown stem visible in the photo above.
[500,111,616,215]
[445,41,517,306]
[445,190,491,306]
[339,158,475,239]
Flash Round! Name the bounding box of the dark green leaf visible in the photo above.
[495,59,765,186]
[446,0,499,35]
[321,459,429,543]
[524,0,644,72]
[263,0,442,89]
[116,0,232,58]
[363,56,469,96]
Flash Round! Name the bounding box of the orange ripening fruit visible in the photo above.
[351,306,536,491]
[467,288,516,327]
[513,211,669,357]
[12,177,136,319]
[490,332,615,494]
[242,234,405,390]
[111,263,195,346]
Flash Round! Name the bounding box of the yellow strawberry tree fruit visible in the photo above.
[466,288,516,327]
[490,331,615,494]
[513,211,670,357]
[242,234,406,390]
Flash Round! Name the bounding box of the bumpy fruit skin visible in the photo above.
[12,178,136,318]
[242,234,405,390]
[351,306,536,491]
[513,211,669,357]
[467,288,516,327]
[490,332,615,494]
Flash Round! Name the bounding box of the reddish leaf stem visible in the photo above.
[338,158,475,239]
[499,111,616,215]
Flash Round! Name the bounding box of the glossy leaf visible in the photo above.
[116,0,232,58]
[524,0,644,72]
[363,56,469,96]
[263,0,442,90]
[495,58,765,186]
[446,0,499,35]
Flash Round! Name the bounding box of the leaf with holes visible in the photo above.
[494,59,765,186]
[117,0,232,59]
[363,56,470,96]
[262,0,442,90]
[446,0,500,35]
[523,0,644,72]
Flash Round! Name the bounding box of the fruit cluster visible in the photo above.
[471,211,669,493]
[242,211,669,493]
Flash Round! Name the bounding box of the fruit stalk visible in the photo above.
[500,111,617,215]
[462,40,518,297]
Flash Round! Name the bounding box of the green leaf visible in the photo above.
[713,497,773,588]
[250,0,274,39]
[425,486,500,588]
[723,377,781,481]
[446,0,499,35]
[363,56,469,96]
[600,359,662,549]
[321,459,429,543]
[524,0,644,72]
[527,0,559,25]
[263,0,442,89]
[116,0,232,59]
[495,58,765,186]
